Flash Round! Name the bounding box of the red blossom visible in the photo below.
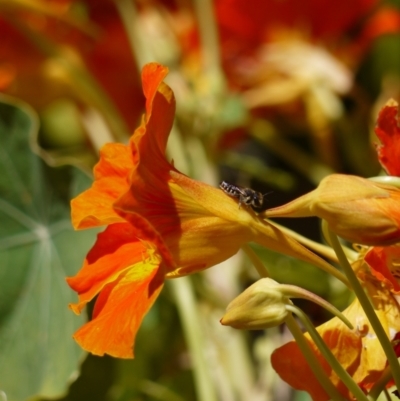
[375,100,400,176]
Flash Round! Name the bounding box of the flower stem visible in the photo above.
[327,229,400,391]
[287,305,369,401]
[285,314,346,401]
[193,0,226,91]
[269,220,339,262]
[254,218,351,287]
[273,219,358,263]
[367,365,394,400]
[320,221,358,263]
[382,388,392,401]
[280,287,352,329]
[114,0,153,67]
[168,278,218,401]
[241,244,270,278]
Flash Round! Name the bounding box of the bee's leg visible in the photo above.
[242,195,251,209]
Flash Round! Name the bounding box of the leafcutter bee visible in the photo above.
[219,181,265,211]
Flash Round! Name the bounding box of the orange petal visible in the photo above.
[67,223,159,313]
[115,64,260,275]
[272,301,362,401]
[141,62,170,120]
[115,210,176,270]
[115,63,178,226]
[362,7,400,41]
[72,257,164,358]
[72,63,175,231]
[272,296,393,400]
[169,214,254,276]
[71,143,132,229]
[375,99,400,176]
[364,246,400,293]
[271,341,330,401]
[129,64,175,171]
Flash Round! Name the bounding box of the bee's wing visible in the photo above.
[235,186,249,196]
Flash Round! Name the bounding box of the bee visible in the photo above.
[219,181,265,211]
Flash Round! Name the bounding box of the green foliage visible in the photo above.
[250,244,331,297]
[0,96,97,401]
[357,33,400,97]
[56,290,196,401]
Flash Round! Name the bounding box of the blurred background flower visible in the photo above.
[0,0,400,400]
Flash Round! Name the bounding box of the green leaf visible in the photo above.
[0,95,97,401]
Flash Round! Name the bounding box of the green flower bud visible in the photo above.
[220,278,289,330]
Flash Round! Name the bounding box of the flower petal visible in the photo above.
[113,64,256,274]
[142,62,170,121]
[272,265,400,401]
[130,63,175,172]
[271,341,331,401]
[171,171,341,276]
[72,257,164,358]
[272,300,366,401]
[115,63,179,235]
[67,223,159,314]
[375,99,400,176]
[71,143,132,229]
[364,246,400,293]
[67,218,168,359]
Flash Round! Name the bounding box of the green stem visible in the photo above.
[285,314,346,401]
[168,278,217,401]
[254,218,351,288]
[327,229,400,391]
[287,305,369,401]
[280,287,352,329]
[367,365,395,400]
[138,379,186,401]
[268,220,342,263]
[193,0,225,91]
[319,221,359,263]
[241,243,270,278]
[383,388,392,401]
[114,0,153,67]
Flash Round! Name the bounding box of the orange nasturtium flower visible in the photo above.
[271,246,400,401]
[67,62,332,358]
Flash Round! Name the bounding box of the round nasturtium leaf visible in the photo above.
[0,95,97,401]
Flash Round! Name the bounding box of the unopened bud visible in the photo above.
[220,278,289,330]
[264,174,400,245]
